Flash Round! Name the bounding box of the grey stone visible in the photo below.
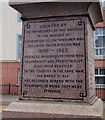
[2,98,104,118]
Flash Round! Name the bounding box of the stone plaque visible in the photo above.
[21,17,88,101]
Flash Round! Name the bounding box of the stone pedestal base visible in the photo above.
[2,98,104,119]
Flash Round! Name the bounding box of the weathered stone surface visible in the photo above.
[8,1,103,103]
[9,2,103,26]
[3,1,104,119]
[2,98,103,118]
[18,16,95,102]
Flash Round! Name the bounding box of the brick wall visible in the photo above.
[94,9,105,101]
[95,59,105,100]
[95,59,105,68]
[0,62,20,94]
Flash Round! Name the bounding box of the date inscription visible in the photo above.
[21,17,87,101]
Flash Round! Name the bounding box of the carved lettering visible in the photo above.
[22,17,86,100]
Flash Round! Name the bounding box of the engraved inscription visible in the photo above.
[21,17,87,101]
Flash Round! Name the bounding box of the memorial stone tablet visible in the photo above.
[3,1,103,119]
[20,16,95,102]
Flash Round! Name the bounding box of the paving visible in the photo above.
[0,95,105,119]
[0,95,18,120]
[1,95,18,106]
[104,101,105,120]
